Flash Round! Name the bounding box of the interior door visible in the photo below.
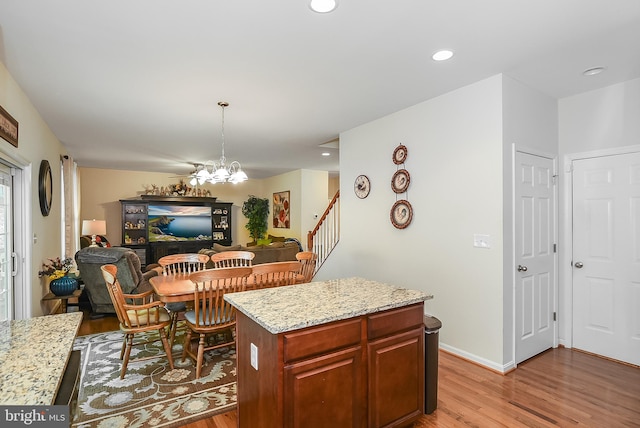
[514,151,556,364]
[0,163,14,321]
[572,152,640,366]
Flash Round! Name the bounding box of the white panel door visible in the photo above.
[572,152,640,366]
[515,151,556,364]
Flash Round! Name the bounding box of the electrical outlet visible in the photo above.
[250,343,258,370]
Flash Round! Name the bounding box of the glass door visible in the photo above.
[0,163,13,321]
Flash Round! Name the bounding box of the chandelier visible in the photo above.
[189,101,248,185]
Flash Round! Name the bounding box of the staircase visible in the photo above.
[307,190,340,276]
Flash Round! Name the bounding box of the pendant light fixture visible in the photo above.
[189,101,248,185]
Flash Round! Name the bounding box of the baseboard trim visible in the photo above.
[439,343,515,374]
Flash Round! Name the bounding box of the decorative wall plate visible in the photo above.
[390,200,413,229]
[38,159,52,216]
[393,144,408,165]
[354,174,371,199]
[391,169,410,193]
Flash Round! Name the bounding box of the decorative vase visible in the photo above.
[50,276,79,296]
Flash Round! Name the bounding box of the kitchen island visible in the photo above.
[0,312,83,405]
[225,277,432,428]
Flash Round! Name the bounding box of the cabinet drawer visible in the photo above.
[284,318,362,363]
[367,303,424,340]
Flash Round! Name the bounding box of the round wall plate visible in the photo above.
[391,169,410,193]
[38,159,52,216]
[393,144,408,164]
[354,174,371,199]
[390,200,413,229]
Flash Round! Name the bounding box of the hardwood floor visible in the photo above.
[77,309,640,427]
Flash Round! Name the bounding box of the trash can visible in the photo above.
[424,314,442,414]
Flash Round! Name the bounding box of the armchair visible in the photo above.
[75,247,161,314]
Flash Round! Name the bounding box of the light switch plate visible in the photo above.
[250,343,258,370]
[473,234,491,249]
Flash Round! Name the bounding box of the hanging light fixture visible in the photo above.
[189,101,248,185]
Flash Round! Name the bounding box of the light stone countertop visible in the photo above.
[0,312,83,405]
[224,277,432,334]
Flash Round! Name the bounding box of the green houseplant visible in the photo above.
[241,195,270,242]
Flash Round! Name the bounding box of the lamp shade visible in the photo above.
[82,219,106,236]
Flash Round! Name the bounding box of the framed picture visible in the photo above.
[0,104,19,148]
[273,190,290,228]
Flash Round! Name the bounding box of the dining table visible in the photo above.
[149,273,195,303]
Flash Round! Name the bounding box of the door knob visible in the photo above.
[574,261,584,268]
[517,265,528,272]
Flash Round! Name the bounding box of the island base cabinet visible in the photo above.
[235,303,424,428]
[284,346,365,428]
[368,327,425,428]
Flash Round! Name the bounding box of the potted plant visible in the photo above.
[241,195,269,243]
[39,256,78,296]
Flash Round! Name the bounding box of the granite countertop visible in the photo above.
[0,312,83,405]
[224,277,432,334]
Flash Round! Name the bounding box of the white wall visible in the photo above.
[318,75,508,368]
[557,77,640,345]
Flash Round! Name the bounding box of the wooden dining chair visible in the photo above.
[182,266,252,379]
[295,251,317,283]
[250,261,301,289]
[100,264,174,379]
[158,253,210,347]
[210,250,255,268]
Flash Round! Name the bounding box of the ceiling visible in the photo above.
[1,1,639,179]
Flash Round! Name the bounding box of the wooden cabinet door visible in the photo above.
[284,346,365,428]
[368,327,424,428]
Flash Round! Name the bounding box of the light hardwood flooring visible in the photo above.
[76,309,640,427]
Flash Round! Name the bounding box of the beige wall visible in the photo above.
[0,61,69,317]
[79,167,330,252]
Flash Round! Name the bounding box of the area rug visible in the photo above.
[71,328,237,428]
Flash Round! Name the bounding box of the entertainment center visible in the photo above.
[120,196,232,266]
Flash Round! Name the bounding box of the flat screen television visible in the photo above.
[147,204,212,242]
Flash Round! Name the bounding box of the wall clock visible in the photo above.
[354,174,371,199]
[390,200,413,229]
[38,159,52,216]
[393,144,408,165]
[391,169,410,193]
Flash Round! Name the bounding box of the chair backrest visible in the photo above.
[250,261,301,289]
[210,250,255,268]
[188,267,253,329]
[158,253,210,276]
[295,251,317,283]
[100,264,132,328]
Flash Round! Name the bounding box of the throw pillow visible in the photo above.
[268,234,286,242]
[268,241,285,248]
[256,238,272,246]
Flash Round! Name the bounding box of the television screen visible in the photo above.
[148,205,212,242]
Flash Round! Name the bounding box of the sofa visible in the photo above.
[198,240,301,267]
[75,247,161,314]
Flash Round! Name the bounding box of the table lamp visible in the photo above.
[82,219,107,247]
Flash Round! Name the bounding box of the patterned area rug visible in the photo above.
[71,328,237,428]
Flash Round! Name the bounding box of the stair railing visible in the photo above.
[307,190,340,275]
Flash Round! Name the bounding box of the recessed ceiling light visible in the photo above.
[322,152,331,157]
[582,67,606,76]
[310,0,337,13]
[432,50,454,61]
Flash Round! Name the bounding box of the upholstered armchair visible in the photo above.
[75,247,161,314]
